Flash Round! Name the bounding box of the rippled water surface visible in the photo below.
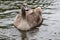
[0,0,60,40]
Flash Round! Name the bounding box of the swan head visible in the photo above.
[21,3,29,11]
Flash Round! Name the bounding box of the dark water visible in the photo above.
[0,0,60,40]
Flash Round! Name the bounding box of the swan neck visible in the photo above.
[21,8,26,19]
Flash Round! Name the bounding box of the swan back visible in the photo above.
[14,7,43,30]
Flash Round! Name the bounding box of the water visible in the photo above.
[0,0,60,40]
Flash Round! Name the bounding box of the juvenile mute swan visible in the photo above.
[14,3,43,31]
